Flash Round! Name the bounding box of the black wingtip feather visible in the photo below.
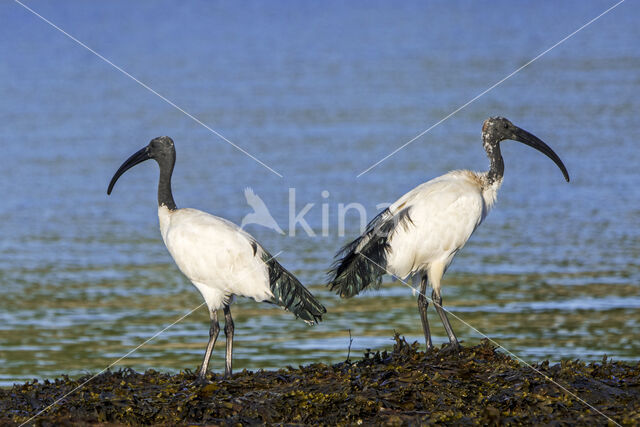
[328,208,412,298]
[262,251,326,324]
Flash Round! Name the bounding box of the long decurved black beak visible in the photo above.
[511,127,570,182]
[107,146,151,195]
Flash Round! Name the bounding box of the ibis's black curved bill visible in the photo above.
[107,146,150,194]
[512,128,570,182]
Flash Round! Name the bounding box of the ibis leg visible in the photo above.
[417,275,433,350]
[432,289,460,349]
[223,304,234,378]
[198,310,220,380]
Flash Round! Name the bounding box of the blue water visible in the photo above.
[0,0,638,386]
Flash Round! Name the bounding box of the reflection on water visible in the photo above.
[1,1,639,386]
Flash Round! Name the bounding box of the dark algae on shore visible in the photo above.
[2,336,639,425]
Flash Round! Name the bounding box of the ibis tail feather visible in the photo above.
[328,208,412,298]
[262,251,326,324]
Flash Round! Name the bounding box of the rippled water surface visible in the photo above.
[1,1,639,386]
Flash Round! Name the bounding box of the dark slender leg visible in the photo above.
[432,289,460,349]
[417,275,433,350]
[223,304,234,378]
[198,310,220,380]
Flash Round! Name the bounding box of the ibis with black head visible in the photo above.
[328,117,569,352]
[108,136,326,381]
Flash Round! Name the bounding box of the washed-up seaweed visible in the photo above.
[2,335,639,425]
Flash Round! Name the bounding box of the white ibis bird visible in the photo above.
[329,117,569,351]
[107,136,326,381]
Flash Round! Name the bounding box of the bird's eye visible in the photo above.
[503,123,508,129]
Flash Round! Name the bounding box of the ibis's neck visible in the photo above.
[485,142,504,186]
[158,159,177,211]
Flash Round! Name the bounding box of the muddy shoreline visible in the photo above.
[2,336,638,425]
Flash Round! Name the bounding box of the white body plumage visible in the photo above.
[384,170,502,291]
[158,206,274,312]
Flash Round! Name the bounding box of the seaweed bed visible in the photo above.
[2,336,639,425]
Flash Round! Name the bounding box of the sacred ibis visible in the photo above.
[107,136,326,380]
[329,117,569,351]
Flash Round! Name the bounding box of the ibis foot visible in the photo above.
[190,375,212,387]
[438,342,462,357]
